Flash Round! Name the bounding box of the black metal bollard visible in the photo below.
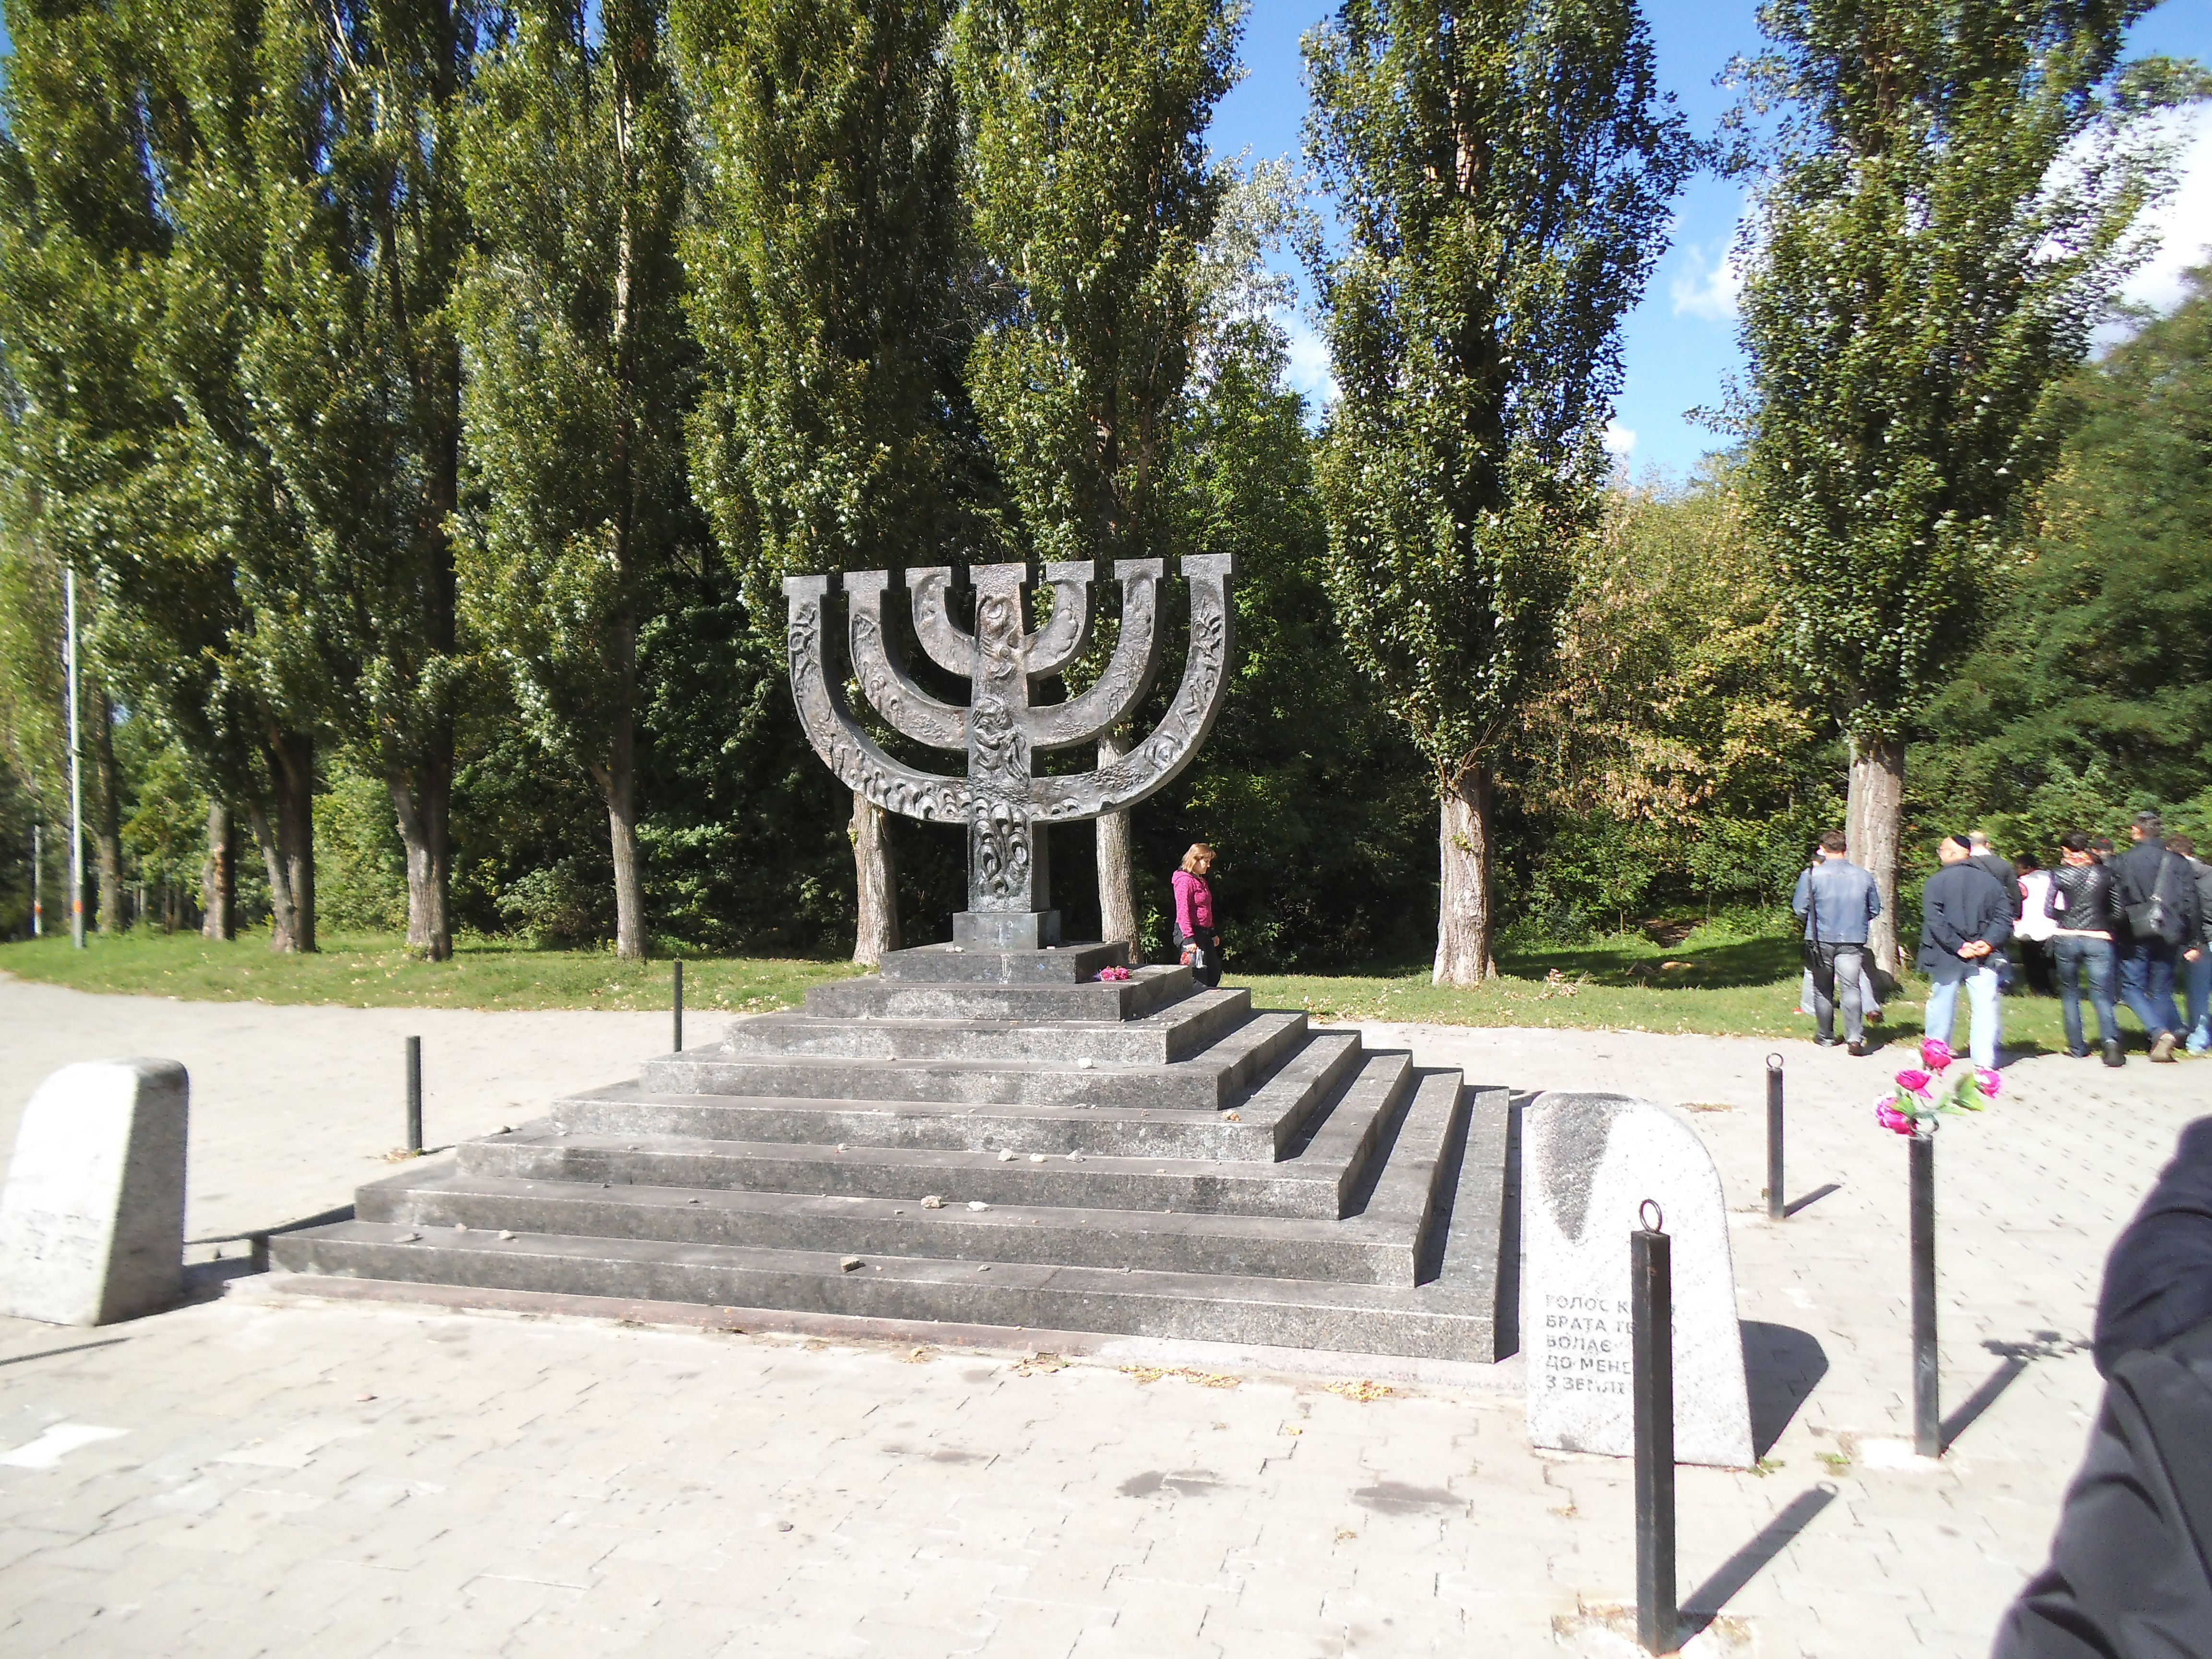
[405,1034,423,1154]
[1766,1052,1786,1222]
[673,957,684,1053]
[1911,1130,1939,1455]
[1633,1199,1677,1655]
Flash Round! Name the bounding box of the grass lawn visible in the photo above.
[0,922,2169,1058]
[0,930,857,1015]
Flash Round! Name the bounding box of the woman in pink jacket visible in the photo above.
[1171,842,1222,988]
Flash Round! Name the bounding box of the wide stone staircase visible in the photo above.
[272,942,1513,1361]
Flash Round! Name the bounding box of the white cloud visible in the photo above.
[1602,420,1638,457]
[1670,242,1743,322]
[1278,309,1339,409]
[2123,111,2212,313]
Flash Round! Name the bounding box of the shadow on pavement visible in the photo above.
[1742,1320,1829,1459]
[1681,1483,1839,1634]
[1943,1330,2091,1452]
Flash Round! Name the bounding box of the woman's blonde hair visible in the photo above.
[1180,842,1216,875]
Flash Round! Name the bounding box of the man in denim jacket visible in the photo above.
[1791,830,1882,1054]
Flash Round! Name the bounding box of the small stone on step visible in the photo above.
[1068,1152,1084,1162]
[997,1149,1014,1162]
[922,1195,945,1209]
[498,1230,517,1241]
[978,1264,991,1271]
[968,1201,989,1212]
[454,1222,469,1232]
[1077,1058,1094,1070]
[841,1257,864,1272]
[1028,1154,1046,1163]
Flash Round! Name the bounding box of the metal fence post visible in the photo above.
[1634,1199,1677,1654]
[405,1035,423,1154]
[1766,1052,1786,1221]
[1911,1130,1939,1455]
[673,957,684,1053]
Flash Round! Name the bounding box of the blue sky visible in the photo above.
[1213,0,2212,479]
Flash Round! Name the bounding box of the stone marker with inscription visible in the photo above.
[0,1059,188,1325]
[1522,1091,1753,1468]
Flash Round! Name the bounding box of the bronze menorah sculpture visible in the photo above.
[784,555,1237,950]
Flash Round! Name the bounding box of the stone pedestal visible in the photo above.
[1522,1091,1753,1468]
[953,909,1063,950]
[0,1059,189,1325]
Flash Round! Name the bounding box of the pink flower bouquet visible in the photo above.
[1874,1045,1997,1138]
[1094,966,1131,983]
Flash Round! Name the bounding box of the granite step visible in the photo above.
[268,1226,1502,1361]
[350,1170,1431,1285]
[460,1056,1411,1219]
[878,942,1125,984]
[804,964,1193,1023]
[637,1010,1311,1111]
[718,987,1253,1066]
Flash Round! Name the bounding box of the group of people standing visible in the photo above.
[1792,811,2210,1066]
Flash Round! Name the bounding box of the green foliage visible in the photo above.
[454,0,696,769]
[1917,270,2212,856]
[312,756,410,932]
[674,0,984,601]
[1729,0,2205,741]
[1304,0,1693,781]
[954,0,1236,566]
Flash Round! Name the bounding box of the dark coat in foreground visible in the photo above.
[1994,1119,2212,1657]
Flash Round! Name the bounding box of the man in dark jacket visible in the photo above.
[1791,830,1882,1053]
[2111,811,2205,1064]
[1993,1119,2212,1657]
[1919,834,2014,1068]
[2048,830,2125,1067]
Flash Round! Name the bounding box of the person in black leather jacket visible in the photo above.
[2111,811,2205,1063]
[2048,830,2125,1065]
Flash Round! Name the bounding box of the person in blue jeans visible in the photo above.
[1918,834,2013,1068]
[2044,830,2124,1065]
[2170,834,2212,1053]
[1791,829,1882,1053]
[2110,811,2205,1063]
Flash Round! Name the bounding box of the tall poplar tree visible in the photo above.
[1305,0,1690,985]
[454,0,697,960]
[673,0,981,965]
[250,0,485,959]
[954,0,1237,956]
[1730,0,2202,974]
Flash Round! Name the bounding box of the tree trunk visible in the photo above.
[200,801,236,940]
[388,762,454,962]
[851,791,900,967]
[1847,734,1906,976]
[589,709,648,962]
[1433,761,1499,987]
[89,682,123,933]
[255,732,316,952]
[1096,727,1138,961]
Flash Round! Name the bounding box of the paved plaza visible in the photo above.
[0,975,2204,1656]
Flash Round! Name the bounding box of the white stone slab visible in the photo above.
[1522,1091,1753,1468]
[0,1059,188,1325]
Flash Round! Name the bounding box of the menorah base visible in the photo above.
[954,910,1064,951]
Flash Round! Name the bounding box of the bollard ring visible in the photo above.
[1766,1052,1784,1072]
[1639,1199,1665,1233]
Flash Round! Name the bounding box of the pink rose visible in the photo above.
[1920,1037,1953,1071]
[1875,1103,1915,1136]
[1894,1069,1934,1096]
[1975,1067,2002,1098]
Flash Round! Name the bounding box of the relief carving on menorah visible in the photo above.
[785,555,1238,950]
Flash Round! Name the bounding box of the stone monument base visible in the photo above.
[953,910,1063,950]
[274,944,1514,1361]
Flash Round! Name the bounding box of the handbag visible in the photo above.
[2128,854,2183,946]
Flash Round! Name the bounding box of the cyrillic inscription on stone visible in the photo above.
[1522,1091,1753,1468]
[0,1059,189,1326]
